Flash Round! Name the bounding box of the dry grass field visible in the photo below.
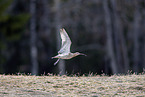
[0,74,145,97]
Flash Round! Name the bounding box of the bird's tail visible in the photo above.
[52,56,57,59]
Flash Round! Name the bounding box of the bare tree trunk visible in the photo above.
[143,31,145,71]
[111,0,129,73]
[143,2,145,71]
[120,31,130,73]
[54,0,65,75]
[110,0,122,73]
[72,0,81,43]
[37,0,51,67]
[39,0,50,37]
[103,0,118,74]
[133,1,141,73]
[30,0,38,75]
[142,23,145,72]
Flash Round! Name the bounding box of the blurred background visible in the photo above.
[0,0,145,75]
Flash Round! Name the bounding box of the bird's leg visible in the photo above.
[54,58,60,65]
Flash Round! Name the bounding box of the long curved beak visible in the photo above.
[79,53,87,56]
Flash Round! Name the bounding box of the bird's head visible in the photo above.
[74,52,87,56]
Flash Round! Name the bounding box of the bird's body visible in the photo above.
[52,28,86,65]
[52,52,82,59]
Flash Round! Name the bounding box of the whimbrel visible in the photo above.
[52,28,86,65]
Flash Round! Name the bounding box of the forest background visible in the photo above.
[0,0,145,75]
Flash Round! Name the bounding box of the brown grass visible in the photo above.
[0,74,145,96]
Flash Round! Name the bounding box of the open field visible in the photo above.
[0,74,145,97]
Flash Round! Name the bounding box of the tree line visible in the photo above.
[0,0,145,75]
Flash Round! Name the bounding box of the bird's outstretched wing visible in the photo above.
[58,28,72,54]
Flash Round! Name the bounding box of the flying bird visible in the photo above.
[52,28,86,65]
